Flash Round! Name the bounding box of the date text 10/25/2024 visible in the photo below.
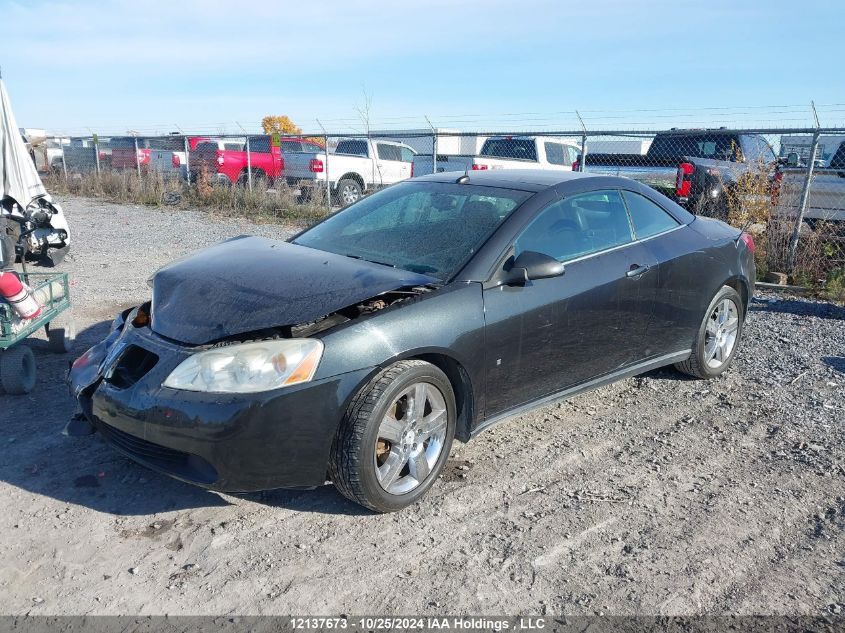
[289,617,547,631]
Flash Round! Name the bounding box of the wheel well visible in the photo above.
[413,353,474,442]
[241,167,266,177]
[337,172,365,190]
[725,277,749,314]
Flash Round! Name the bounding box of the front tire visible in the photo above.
[675,285,744,379]
[329,360,456,513]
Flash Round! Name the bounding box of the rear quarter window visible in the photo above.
[621,191,679,239]
[336,140,369,157]
[377,144,402,161]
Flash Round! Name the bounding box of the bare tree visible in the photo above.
[354,87,382,185]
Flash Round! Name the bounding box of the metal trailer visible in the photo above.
[0,270,72,394]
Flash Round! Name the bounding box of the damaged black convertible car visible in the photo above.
[69,170,755,512]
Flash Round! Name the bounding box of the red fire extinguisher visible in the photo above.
[0,271,42,320]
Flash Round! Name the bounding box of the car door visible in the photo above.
[375,143,405,185]
[482,189,658,416]
[620,189,708,355]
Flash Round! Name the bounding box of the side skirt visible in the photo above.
[470,350,692,438]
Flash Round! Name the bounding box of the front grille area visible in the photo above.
[105,345,158,389]
[98,422,217,485]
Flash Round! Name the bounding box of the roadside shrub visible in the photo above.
[717,159,844,299]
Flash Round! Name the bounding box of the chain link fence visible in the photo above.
[35,125,845,290]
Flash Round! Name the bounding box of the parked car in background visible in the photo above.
[190,136,310,185]
[188,138,245,183]
[412,136,580,176]
[69,170,755,512]
[110,137,151,170]
[62,138,110,173]
[285,138,416,205]
[579,130,779,218]
[148,136,206,180]
[774,141,845,226]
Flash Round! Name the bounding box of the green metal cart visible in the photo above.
[0,271,73,394]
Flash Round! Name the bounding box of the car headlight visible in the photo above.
[163,339,324,393]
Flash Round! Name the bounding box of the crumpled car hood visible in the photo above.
[151,236,437,345]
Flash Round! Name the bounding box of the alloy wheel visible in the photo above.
[374,381,448,495]
[704,298,739,369]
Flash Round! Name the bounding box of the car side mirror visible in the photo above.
[504,251,565,285]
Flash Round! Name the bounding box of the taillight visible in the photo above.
[739,232,755,253]
[676,162,694,198]
[572,159,580,172]
[172,154,181,168]
[309,159,324,173]
[471,164,488,170]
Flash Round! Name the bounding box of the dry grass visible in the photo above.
[43,169,330,225]
[713,159,845,300]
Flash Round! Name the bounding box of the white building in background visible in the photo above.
[370,128,488,156]
[779,134,845,165]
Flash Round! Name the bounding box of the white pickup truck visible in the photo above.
[412,135,581,176]
[284,138,416,205]
[775,141,845,226]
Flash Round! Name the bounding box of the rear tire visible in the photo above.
[675,285,744,379]
[0,345,37,394]
[329,360,456,513]
[336,179,362,207]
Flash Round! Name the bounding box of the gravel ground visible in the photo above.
[1,196,844,616]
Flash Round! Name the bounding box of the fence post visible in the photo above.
[787,130,820,272]
[93,135,100,174]
[60,140,67,181]
[133,136,141,179]
[424,115,437,175]
[580,132,588,172]
[324,134,331,213]
[575,111,588,172]
[183,136,190,183]
[245,136,253,191]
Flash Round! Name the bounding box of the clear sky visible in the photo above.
[2,0,843,135]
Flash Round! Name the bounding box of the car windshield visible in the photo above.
[292,181,531,280]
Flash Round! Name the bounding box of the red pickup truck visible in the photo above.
[189,136,324,185]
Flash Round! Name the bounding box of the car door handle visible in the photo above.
[626,264,651,278]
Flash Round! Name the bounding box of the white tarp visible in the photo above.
[1,78,48,208]
[0,77,70,265]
